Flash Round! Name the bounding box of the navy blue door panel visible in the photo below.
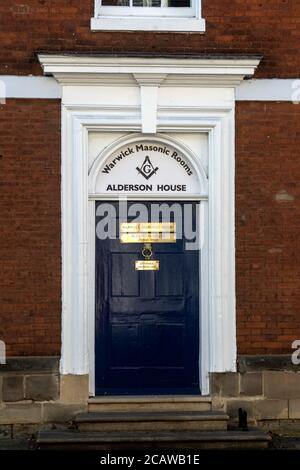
[95,201,200,395]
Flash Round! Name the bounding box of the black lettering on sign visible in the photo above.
[102,147,135,174]
[170,151,193,176]
[157,185,187,192]
[106,184,153,191]
[101,143,193,177]
[136,144,170,155]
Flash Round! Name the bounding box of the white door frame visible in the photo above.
[60,103,236,397]
[88,133,208,396]
[38,55,260,397]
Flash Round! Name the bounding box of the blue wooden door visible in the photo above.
[95,201,200,395]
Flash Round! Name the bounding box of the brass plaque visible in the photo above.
[120,232,176,244]
[135,260,159,271]
[120,222,176,233]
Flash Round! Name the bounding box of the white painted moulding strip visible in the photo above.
[0,76,298,101]
[0,76,62,99]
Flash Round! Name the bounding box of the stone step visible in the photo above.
[37,429,271,450]
[88,395,212,413]
[74,411,228,432]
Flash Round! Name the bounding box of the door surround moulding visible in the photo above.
[38,54,261,396]
[39,54,261,135]
[59,104,235,397]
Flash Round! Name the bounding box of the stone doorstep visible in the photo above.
[36,429,271,450]
[76,411,227,422]
[88,395,212,412]
[1,400,293,427]
[78,422,227,433]
[38,429,271,443]
[75,410,229,432]
[88,395,212,403]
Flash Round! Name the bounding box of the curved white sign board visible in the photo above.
[92,140,203,196]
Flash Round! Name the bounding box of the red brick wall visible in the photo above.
[236,102,300,354]
[0,0,299,77]
[0,99,61,356]
[1,100,299,356]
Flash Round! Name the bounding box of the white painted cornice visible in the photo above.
[38,55,261,88]
[133,73,168,87]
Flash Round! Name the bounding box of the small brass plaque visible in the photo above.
[120,232,176,244]
[120,222,176,233]
[135,260,160,271]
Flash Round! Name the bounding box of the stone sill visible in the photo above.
[91,17,206,33]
